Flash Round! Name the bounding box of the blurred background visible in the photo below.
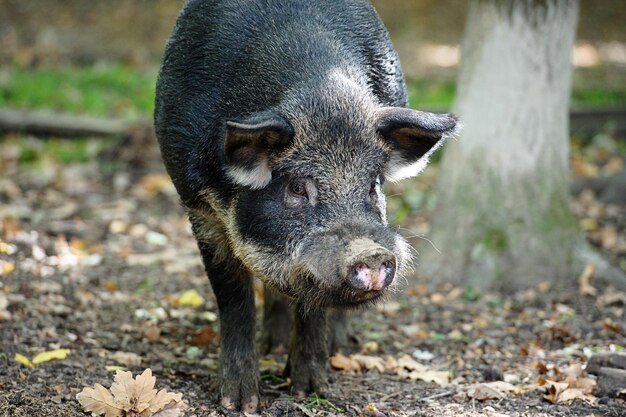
[1,0,625,113]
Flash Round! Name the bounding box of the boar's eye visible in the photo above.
[369,176,381,196]
[290,181,308,199]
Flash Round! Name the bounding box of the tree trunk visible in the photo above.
[419,0,584,292]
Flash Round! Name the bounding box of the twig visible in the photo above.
[418,390,456,402]
[0,107,147,138]
[291,401,316,417]
[378,387,415,402]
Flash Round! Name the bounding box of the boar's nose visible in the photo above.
[345,246,396,292]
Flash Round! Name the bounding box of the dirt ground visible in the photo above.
[0,134,625,417]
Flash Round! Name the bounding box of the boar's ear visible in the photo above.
[376,107,459,182]
[224,112,293,189]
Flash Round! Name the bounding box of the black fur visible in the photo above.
[154,0,456,411]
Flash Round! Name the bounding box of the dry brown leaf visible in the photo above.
[109,371,135,411]
[396,354,427,372]
[467,381,520,400]
[407,370,450,386]
[596,291,626,308]
[554,387,596,404]
[329,353,359,371]
[577,262,597,296]
[134,369,157,412]
[467,383,507,400]
[111,351,142,367]
[78,368,186,417]
[77,383,125,417]
[384,355,398,369]
[352,354,386,373]
[150,398,188,417]
[149,390,184,413]
[543,380,570,403]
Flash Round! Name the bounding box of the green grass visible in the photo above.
[407,78,626,109]
[407,79,456,109]
[571,87,626,107]
[0,65,157,118]
[1,65,624,120]
[12,135,117,165]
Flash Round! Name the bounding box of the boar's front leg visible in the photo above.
[285,304,329,397]
[195,238,259,413]
[261,285,292,354]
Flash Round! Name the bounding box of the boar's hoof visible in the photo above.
[220,374,259,413]
[285,357,329,398]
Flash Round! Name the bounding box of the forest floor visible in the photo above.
[0,131,625,417]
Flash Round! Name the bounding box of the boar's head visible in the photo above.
[220,75,458,309]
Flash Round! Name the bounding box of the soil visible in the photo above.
[0,134,625,417]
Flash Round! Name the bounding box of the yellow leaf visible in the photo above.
[15,353,34,368]
[579,218,597,231]
[2,262,15,274]
[177,289,204,307]
[259,358,277,366]
[31,349,71,365]
[106,365,127,372]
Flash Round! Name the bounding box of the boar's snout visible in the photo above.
[343,239,396,294]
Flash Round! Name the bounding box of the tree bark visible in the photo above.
[419,0,587,291]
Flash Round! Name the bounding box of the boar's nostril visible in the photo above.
[346,252,396,292]
[381,260,396,288]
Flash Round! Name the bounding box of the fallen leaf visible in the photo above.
[603,156,624,174]
[596,291,626,308]
[407,370,450,386]
[577,262,597,296]
[15,353,34,368]
[148,390,183,413]
[177,289,204,307]
[1,261,15,275]
[556,387,596,404]
[78,368,186,417]
[111,351,142,367]
[32,349,71,365]
[138,174,175,196]
[352,354,386,373]
[150,399,188,417]
[579,218,598,232]
[189,326,217,346]
[134,369,157,412]
[103,279,120,292]
[0,292,11,320]
[467,381,519,400]
[362,341,378,353]
[110,371,135,411]
[330,353,359,371]
[467,383,506,400]
[144,325,161,343]
[543,380,570,403]
[77,383,125,417]
[397,354,427,372]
